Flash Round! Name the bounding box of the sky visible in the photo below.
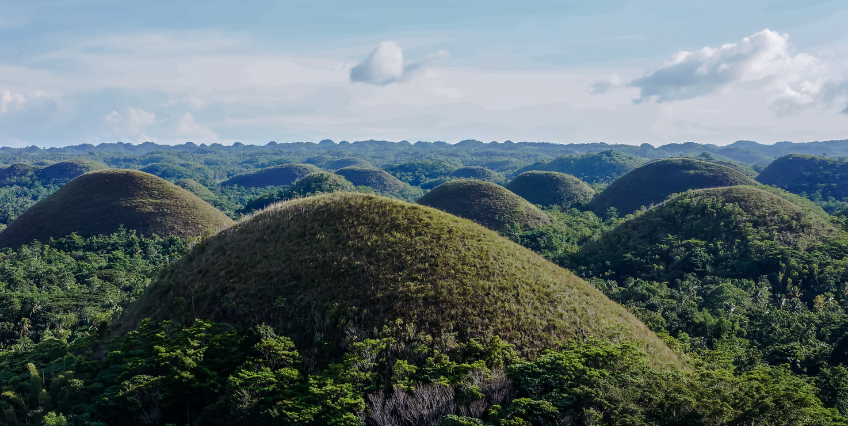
[1,0,847,147]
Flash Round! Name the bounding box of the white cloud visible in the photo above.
[104,107,156,133]
[630,30,830,110]
[175,112,217,141]
[591,74,626,94]
[0,90,26,113]
[349,41,448,85]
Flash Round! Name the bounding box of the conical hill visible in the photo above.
[506,171,595,208]
[123,193,682,365]
[0,169,233,247]
[576,186,840,281]
[587,158,757,215]
[335,167,406,192]
[416,179,550,231]
[222,163,320,188]
[326,157,374,170]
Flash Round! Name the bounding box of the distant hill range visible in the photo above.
[4,139,848,167]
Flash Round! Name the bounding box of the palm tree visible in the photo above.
[19,318,31,337]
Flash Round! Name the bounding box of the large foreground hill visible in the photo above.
[124,193,681,364]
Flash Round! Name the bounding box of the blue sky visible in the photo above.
[1,0,847,146]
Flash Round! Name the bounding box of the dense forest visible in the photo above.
[0,139,847,425]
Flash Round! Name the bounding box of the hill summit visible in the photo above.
[335,166,406,192]
[416,179,550,231]
[222,163,320,188]
[506,171,595,208]
[576,185,840,282]
[124,193,680,364]
[587,158,757,215]
[756,154,848,201]
[0,169,233,247]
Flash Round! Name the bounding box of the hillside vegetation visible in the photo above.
[515,150,644,184]
[221,163,320,188]
[757,154,848,202]
[326,157,374,170]
[449,166,504,182]
[125,193,680,365]
[0,169,233,247]
[506,171,595,208]
[588,158,758,215]
[0,159,107,186]
[416,179,551,231]
[578,186,840,283]
[335,166,407,192]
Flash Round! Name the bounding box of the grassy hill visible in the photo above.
[576,185,840,283]
[123,193,682,365]
[587,158,757,215]
[506,171,595,208]
[175,179,218,202]
[756,154,848,201]
[514,150,644,184]
[0,163,40,185]
[449,166,503,182]
[416,179,550,231]
[0,159,108,186]
[0,170,233,247]
[221,163,320,188]
[335,166,406,192]
[39,159,108,183]
[326,157,374,170]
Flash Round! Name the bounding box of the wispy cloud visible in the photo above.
[0,90,26,113]
[350,41,448,85]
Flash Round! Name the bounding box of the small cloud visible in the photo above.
[350,41,448,85]
[0,90,26,113]
[104,107,156,134]
[176,112,216,141]
[592,74,628,94]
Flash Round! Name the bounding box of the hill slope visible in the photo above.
[756,154,848,201]
[335,166,406,192]
[0,170,233,247]
[326,157,374,170]
[588,158,757,215]
[416,179,550,231]
[221,163,320,188]
[449,166,503,182]
[39,159,108,183]
[506,171,595,208]
[514,150,644,184]
[124,193,681,365]
[576,185,840,283]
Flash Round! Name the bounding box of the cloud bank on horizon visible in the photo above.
[0,0,846,147]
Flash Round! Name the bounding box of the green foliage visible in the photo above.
[757,154,848,204]
[450,167,504,184]
[514,150,644,184]
[506,171,595,209]
[384,160,461,188]
[587,158,758,215]
[0,169,233,248]
[238,172,356,215]
[417,180,552,232]
[0,229,188,348]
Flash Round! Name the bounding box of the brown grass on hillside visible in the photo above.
[0,169,233,247]
[122,193,684,367]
